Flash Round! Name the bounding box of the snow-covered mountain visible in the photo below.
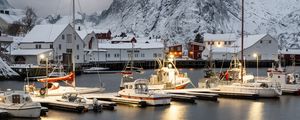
[88,0,300,48]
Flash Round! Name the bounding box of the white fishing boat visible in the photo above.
[0,90,45,118]
[118,79,171,106]
[266,63,300,95]
[148,54,191,90]
[214,56,282,98]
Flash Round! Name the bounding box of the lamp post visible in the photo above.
[40,54,48,95]
[253,53,258,79]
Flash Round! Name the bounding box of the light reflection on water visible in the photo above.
[248,102,263,120]
[161,102,187,120]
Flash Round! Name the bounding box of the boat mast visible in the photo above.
[240,0,244,82]
[130,42,134,73]
[72,0,76,87]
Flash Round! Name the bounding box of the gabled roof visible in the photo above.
[211,34,270,53]
[204,33,237,42]
[21,24,69,43]
[233,34,268,50]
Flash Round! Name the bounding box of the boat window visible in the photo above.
[129,85,133,89]
[25,97,31,102]
[12,95,21,104]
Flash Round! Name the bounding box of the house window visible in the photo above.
[62,35,65,40]
[50,44,53,49]
[228,41,231,45]
[114,54,120,58]
[224,41,227,45]
[67,34,72,43]
[269,40,271,44]
[59,44,61,50]
[106,53,110,58]
[77,44,79,50]
[35,44,41,49]
[211,42,214,45]
[177,46,181,51]
[260,40,263,44]
[153,53,157,57]
[77,55,79,60]
[135,54,138,58]
[141,53,145,57]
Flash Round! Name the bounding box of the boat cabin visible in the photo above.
[0,91,32,104]
[123,79,149,94]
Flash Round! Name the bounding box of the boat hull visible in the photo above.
[119,95,171,106]
[0,106,41,118]
[219,85,281,98]
[34,86,104,96]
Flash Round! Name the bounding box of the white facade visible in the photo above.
[202,34,278,61]
[204,33,237,48]
[18,24,85,64]
[84,37,164,62]
[10,49,53,65]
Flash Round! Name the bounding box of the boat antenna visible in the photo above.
[240,0,244,82]
[72,0,76,87]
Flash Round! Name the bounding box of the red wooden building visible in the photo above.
[168,44,182,58]
[188,42,205,60]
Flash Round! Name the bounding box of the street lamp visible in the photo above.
[253,53,258,79]
[40,54,49,95]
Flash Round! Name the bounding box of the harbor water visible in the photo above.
[1,67,300,120]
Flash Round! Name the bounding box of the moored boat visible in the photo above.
[118,79,171,106]
[0,90,46,118]
[148,55,191,90]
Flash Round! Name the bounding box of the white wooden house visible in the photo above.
[204,33,237,48]
[202,34,278,61]
[84,36,164,62]
[16,24,85,64]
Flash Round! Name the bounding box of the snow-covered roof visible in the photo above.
[11,49,52,56]
[233,34,267,50]
[280,49,300,55]
[0,13,23,24]
[98,42,164,49]
[21,24,69,43]
[204,33,237,42]
[208,34,269,53]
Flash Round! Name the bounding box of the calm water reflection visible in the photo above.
[1,67,300,120]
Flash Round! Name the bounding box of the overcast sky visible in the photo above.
[8,0,113,17]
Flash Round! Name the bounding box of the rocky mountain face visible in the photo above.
[87,0,300,48]
[94,0,240,42]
